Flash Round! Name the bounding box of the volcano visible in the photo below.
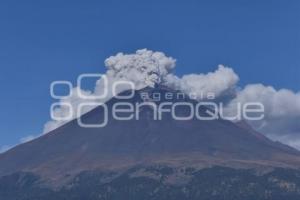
[1,86,300,199]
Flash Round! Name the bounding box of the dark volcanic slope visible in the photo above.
[0,86,299,180]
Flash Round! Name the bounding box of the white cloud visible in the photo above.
[0,134,39,154]
[225,84,300,148]
[20,135,36,143]
[43,87,98,133]
[164,65,239,100]
[0,145,11,153]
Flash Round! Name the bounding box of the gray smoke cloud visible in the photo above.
[104,49,176,89]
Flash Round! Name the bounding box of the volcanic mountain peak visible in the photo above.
[0,86,300,183]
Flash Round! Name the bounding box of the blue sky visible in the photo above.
[0,0,300,148]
